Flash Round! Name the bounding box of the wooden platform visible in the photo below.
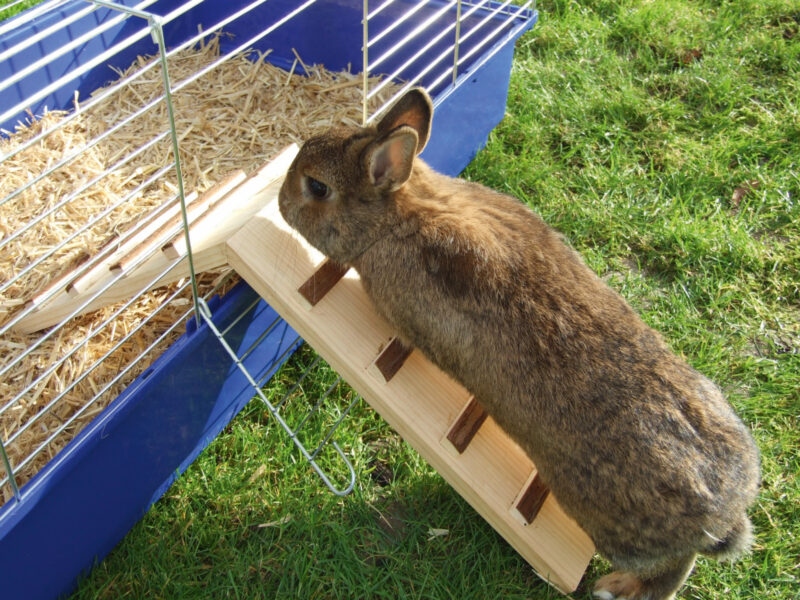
[14,146,297,334]
[225,197,595,593]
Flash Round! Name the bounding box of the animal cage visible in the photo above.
[0,0,536,597]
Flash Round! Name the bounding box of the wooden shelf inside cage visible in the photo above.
[14,146,297,334]
[224,189,595,593]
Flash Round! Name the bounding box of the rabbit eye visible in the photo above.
[306,176,329,199]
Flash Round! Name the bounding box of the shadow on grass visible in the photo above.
[72,457,572,599]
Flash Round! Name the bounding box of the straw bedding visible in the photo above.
[0,34,400,502]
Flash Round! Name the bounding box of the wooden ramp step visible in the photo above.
[442,395,488,456]
[225,198,594,594]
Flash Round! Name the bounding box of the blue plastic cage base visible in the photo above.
[0,282,302,597]
[0,1,536,597]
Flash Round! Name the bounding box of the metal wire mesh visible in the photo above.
[0,0,532,505]
[363,0,534,122]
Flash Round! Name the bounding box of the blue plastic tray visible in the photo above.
[0,1,536,597]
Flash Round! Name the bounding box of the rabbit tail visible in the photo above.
[702,515,754,560]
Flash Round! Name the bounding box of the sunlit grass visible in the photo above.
[60,0,800,597]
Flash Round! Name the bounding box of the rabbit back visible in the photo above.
[277,88,759,574]
[351,162,760,564]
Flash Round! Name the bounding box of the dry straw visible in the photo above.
[0,34,400,502]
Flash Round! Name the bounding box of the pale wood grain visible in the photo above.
[225,197,595,593]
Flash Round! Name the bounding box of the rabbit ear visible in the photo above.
[376,87,433,155]
[366,126,418,191]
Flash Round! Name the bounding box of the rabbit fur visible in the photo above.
[278,88,760,600]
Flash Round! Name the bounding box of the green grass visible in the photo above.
[60,0,800,598]
[0,0,40,22]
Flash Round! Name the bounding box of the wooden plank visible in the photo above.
[13,145,298,334]
[511,470,551,526]
[224,197,595,594]
[67,191,200,296]
[297,258,350,307]
[26,246,109,311]
[368,336,413,382]
[27,191,199,310]
[442,395,488,456]
[116,170,246,268]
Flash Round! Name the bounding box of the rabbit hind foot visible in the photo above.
[592,571,645,600]
[592,554,696,600]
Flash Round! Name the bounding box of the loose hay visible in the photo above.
[0,34,401,503]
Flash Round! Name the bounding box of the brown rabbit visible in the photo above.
[278,88,760,599]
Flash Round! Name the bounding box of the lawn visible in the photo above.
[0,0,39,21]
[23,0,796,597]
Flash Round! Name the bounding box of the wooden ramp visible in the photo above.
[225,197,595,593]
[14,146,297,334]
[15,140,593,591]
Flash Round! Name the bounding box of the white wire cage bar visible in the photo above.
[362,0,534,123]
[0,0,70,34]
[198,298,359,496]
[0,0,206,495]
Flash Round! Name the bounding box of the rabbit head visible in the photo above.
[278,88,433,264]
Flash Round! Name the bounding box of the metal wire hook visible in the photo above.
[198,298,357,497]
